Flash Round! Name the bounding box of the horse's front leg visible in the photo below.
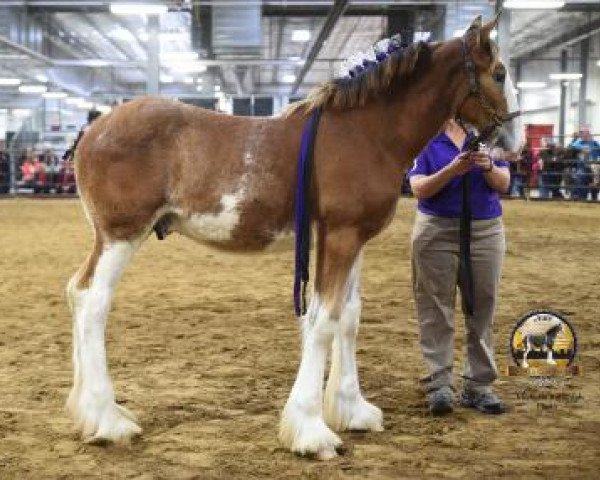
[546,344,556,365]
[522,338,531,369]
[279,227,362,460]
[324,253,383,433]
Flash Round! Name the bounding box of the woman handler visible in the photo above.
[408,119,510,416]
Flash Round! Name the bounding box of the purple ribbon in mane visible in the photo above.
[294,107,322,317]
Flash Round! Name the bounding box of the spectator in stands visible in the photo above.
[509,145,528,198]
[540,141,564,199]
[570,128,599,201]
[60,157,76,194]
[42,148,62,192]
[0,140,9,194]
[19,148,36,190]
[32,150,48,193]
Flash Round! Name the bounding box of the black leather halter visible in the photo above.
[455,33,521,144]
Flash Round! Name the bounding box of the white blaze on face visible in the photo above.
[499,66,525,154]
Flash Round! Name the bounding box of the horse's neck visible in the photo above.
[344,53,464,165]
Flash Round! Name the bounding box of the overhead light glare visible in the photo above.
[503,1,565,9]
[110,3,168,15]
[453,28,466,38]
[96,105,112,114]
[65,97,86,106]
[12,109,31,117]
[19,84,47,94]
[196,85,203,92]
[43,91,68,99]
[549,72,583,80]
[516,81,547,89]
[0,78,22,86]
[160,74,174,83]
[292,29,310,43]
[183,76,194,84]
[281,74,296,84]
[35,74,49,83]
[77,101,95,110]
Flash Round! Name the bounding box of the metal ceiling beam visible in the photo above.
[513,14,600,60]
[289,0,349,95]
[80,13,132,62]
[271,16,286,84]
[0,33,52,64]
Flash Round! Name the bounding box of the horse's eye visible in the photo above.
[494,72,506,85]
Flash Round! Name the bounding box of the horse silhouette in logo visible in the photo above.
[521,321,563,369]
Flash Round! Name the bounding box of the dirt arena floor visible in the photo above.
[0,198,599,479]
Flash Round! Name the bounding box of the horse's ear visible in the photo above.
[464,16,482,50]
[481,12,500,43]
[467,15,483,32]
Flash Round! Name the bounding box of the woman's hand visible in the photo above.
[469,151,493,171]
[448,152,475,175]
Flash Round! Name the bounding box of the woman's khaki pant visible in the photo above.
[411,211,505,393]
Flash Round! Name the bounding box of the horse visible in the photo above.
[65,15,524,460]
[521,322,563,369]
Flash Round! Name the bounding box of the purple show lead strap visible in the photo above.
[293,107,322,317]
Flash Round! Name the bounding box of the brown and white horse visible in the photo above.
[66,16,523,459]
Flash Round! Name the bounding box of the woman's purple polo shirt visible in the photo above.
[407,132,509,220]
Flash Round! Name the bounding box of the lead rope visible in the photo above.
[294,107,322,317]
[456,119,476,317]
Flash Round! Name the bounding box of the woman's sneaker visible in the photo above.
[428,386,454,416]
[460,389,507,414]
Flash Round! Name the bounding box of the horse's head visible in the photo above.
[454,15,524,155]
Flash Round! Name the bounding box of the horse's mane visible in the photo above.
[284,40,432,116]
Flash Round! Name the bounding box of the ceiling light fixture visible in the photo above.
[65,97,84,105]
[549,73,583,80]
[503,1,565,9]
[0,78,22,86]
[282,74,296,84]
[110,3,168,15]
[292,29,310,43]
[43,91,68,99]
[19,84,48,94]
[12,109,32,117]
[35,74,49,83]
[516,81,547,89]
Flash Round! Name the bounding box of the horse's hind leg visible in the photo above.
[546,345,556,365]
[66,233,141,443]
[279,226,364,460]
[323,252,383,433]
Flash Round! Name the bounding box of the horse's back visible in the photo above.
[74,96,298,244]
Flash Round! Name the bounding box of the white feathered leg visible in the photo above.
[279,296,342,460]
[323,254,383,432]
[67,241,141,443]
